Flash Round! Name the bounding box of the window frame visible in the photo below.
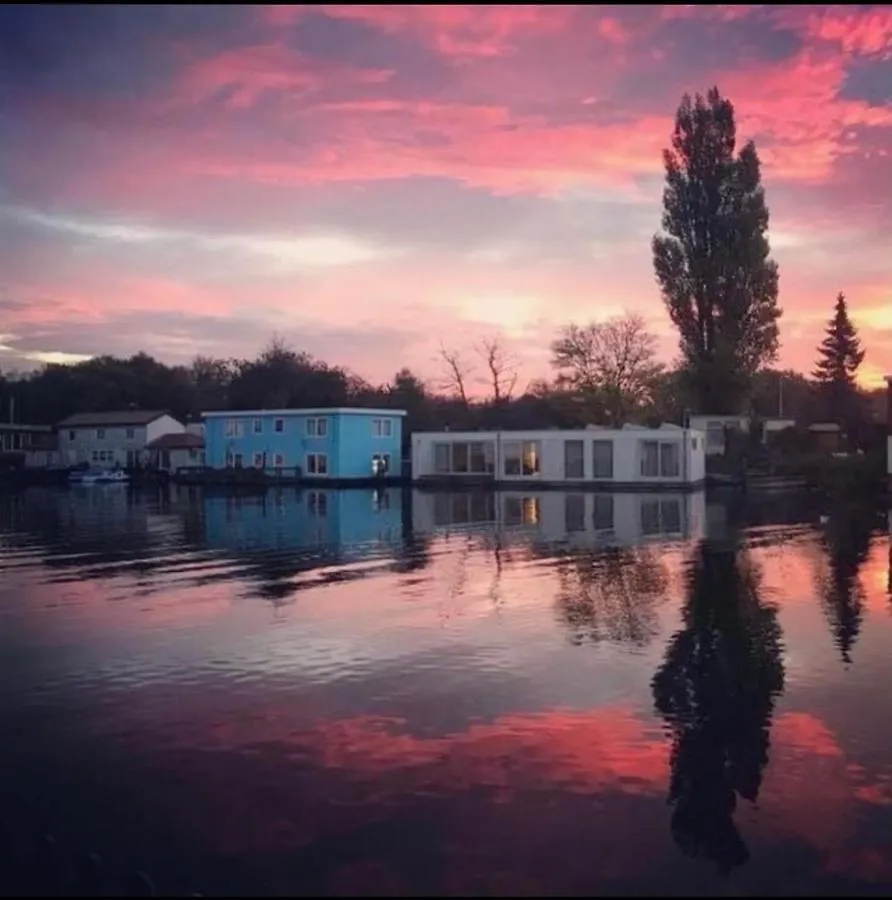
[306,452,329,476]
[274,418,285,434]
[252,417,263,435]
[306,417,328,438]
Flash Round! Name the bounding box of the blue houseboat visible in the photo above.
[202,408,406,483]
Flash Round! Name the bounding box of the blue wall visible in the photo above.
[203,410,404,479]
[204,488,403,551]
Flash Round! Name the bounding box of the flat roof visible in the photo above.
[413,426,701,439]
[201,407,407,418]
[0,423,53,432]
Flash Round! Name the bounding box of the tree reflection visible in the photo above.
[652,537,785,875]
[818,503,873,665]
[555,546,669,647]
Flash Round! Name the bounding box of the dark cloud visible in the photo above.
[840,57,892,105]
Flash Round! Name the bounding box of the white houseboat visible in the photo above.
[410,424,706,490]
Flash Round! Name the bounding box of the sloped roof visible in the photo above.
[58,410,173,428]
[147,432,204,450]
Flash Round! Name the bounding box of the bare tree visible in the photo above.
[476,334,518,405]
[550,312,664,426]
[437,342,473,407]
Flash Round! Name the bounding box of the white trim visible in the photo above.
[306,416,329,438]
[202,407,407,418]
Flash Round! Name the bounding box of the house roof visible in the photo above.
[58,410,174,428]
[147,432,204,450]
[201,407,407,418]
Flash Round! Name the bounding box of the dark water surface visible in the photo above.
[2,485,892,896]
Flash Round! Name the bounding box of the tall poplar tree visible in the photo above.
[653,88,781,414]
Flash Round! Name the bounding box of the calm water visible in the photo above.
[1,485,891,896]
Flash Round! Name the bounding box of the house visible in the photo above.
[412,489,706,546]
[202,408,407,481]
[411,423,706,489]
[57,410,185,468]
[24,432,62,469]
[0,423,55,472]
[147,432,205,474]
[688,415,797,456]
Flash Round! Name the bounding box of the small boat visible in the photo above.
[68,466,130,485]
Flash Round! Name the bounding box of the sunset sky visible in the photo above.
[1,4,891,388]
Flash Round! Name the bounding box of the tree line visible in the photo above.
[0,88,881,441]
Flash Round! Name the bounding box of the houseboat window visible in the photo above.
[306,452,329,475]
[504,495,540,527]
[68,430,75,441]
[592,440,614,479]
[565,493,586,532]
[372,453,391,475]
[306,417,328,438]
[253,417,263,434]
[234,453,243,468]
[640,441,680,478]
[273,453,285,467]
[225,419,244,438]
[96,428,106,440]
[564,440,584,479]
[452,442,469,473]
[125,428,135,440]
[372,418,393,438]
[503,440,540,477]
[641,498,682,536]
[308,491,328,517]
[252,452,264,468]
[225,451,233,468]
[274,418,285,433]
[592,494,614,532]
[469,442,494,474]
[434,443,451,474]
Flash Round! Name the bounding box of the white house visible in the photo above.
[146,432,205,474]
[57,410,185,468]
[689,415,798,456]
[411,424,705,488]
[411,489,707,547]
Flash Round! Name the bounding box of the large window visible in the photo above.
[641,498,683,536]
[306,453,329,476]
[225,419,243,438]
[564,440,584,479]
[306,417,328,438]
[640,441,680,478]
[592,494,614,532]
[372,418,393,438]
[592,440,614,479]
[504,496,540,527]
[432,441,495,475]
[433,492,496,526]
[503,440,540,477]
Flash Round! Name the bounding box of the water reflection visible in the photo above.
[652,532,785,874]
[817,503,874,664]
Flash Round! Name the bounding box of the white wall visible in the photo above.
[146,415,186,443]
[59,415,184,466]
[412,427,705,485]
[412,490,706,547]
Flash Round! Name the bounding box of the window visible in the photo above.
[565,494,586,532]
[308,491,328,517]
[434,443,451,474]
[592,494,615,532]
[252,417,263,435]
[372,453,391,475]
[592,440,614,479]
[68,430,75,441]
[306,417,328,438]
[640,441,680,478]
[225,452,234,468]
[96,428,106,440]
[225,419,244,438]
[503,440,540,477]
[125,428,135,440]
[234,453,243,468]
[705,423,725,454]
[306,453,328,476]
[564,440,584,479]
[273,453,284,467]
[432,441,494,475]
[274,418,284,433]
[252,452,264,468]
[372,418,393,438]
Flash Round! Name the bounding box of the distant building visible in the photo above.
[411,423,706,489]
[147,432,205,474]
[202,408,406,481]
[687,415,797,456]
[57,410,185,468]
[0,422,55,471]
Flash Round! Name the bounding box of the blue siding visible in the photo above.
[203,410,404,480]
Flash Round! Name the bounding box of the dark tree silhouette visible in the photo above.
[812,292,865,428]
[818,503,873,664]
[652,536,785,875]
[653,87,781,415]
